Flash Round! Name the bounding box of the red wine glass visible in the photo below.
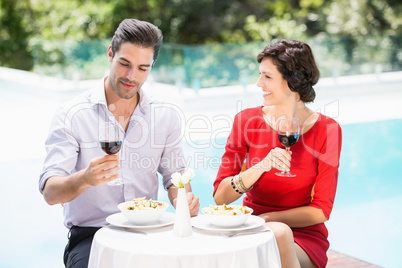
[99,122,127,186]
[275,118,300,177]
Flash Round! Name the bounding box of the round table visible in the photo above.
[88,223,281,268]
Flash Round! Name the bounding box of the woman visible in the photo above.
[213,39,342,268]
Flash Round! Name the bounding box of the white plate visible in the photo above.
[106,212,174,229]
[191,215,265,232]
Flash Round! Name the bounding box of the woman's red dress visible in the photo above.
[213,106,342,268]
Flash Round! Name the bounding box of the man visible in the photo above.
[39,19,200,268]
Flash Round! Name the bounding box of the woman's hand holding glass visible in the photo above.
[260,147,292,173]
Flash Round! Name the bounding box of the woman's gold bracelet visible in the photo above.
[237,172,253,192]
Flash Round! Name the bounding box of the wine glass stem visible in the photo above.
[285,147,291,173]
[120,159,123,178]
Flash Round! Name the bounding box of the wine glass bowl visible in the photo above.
[100,141,122,155]
[275,118,300,177]
[99,122,126,186]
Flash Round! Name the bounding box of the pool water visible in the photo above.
[339,120,402,198]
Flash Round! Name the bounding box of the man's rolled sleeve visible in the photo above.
[39,107,79,193]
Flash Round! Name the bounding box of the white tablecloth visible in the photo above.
[88,225,281,268]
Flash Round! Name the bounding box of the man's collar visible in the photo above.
[137,87,154,115]
[89,77,108,106]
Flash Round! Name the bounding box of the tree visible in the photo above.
[0,0,33,70]
[0,0,400,72]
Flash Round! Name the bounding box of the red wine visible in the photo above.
[100,141,122,155]
[278,133,299,147]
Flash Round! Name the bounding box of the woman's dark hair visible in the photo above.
[257,39,319,103]
[111,19,163,64]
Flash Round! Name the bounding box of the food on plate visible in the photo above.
[117,198,169,225]
[120,197,168,211]
[201,204,254,228]
[202,204,252,216]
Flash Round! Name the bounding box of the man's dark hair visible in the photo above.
[111,19,163,64]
